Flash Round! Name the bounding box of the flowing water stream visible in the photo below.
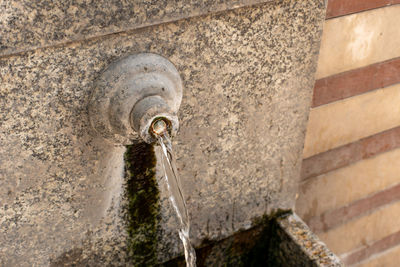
[157,132,197,267]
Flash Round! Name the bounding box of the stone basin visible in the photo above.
[163,212,342,266]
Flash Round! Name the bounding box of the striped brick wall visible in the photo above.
[296,1,400,266]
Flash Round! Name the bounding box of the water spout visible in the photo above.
[89,53,182,144]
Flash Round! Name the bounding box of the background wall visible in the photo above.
[296,1,400,266]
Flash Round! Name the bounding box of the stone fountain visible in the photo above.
[0,0,342,266]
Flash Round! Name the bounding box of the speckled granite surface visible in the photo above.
[275,213,343,266]
[0,0,273,56]
[0,0,326,265]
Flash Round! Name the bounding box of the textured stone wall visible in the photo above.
[0,0,325,265]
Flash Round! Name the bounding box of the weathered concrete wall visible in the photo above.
[0,0,326,265]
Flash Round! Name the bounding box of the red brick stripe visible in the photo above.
[312,57,400,107]
[342,229,400,265]
[326,0,400,19]
[307,183,400,233]
[301,126,400,180]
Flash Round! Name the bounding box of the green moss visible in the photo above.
[251,209,292,227]
[124,142,160,266]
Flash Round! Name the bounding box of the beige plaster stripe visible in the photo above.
[303,83,400,158]
[316,5,400,79]
[297,148,400,221]
[306,183,400,233]
[301,126,400,180]
[355,244,400,267]
[317,200,400,255]
[342,230,400,266]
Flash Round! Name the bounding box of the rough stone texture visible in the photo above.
[0,0,273,56]
[0,0,326,265]
[275,213,343,266]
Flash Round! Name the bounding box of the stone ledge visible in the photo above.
[0,0,274,57]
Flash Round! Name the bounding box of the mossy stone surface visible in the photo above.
[124,142,160,266]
